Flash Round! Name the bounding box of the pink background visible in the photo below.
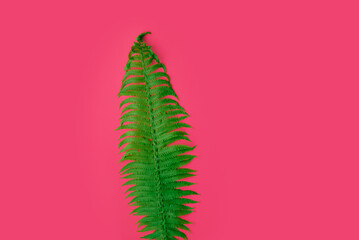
[1,0,359,239]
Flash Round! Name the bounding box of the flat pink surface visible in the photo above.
[1,0,359,239]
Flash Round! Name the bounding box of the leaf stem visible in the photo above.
[139,38,168,240]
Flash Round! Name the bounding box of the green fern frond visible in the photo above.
[117,32,198,240]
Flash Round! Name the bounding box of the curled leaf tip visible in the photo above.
[136,32,151,42]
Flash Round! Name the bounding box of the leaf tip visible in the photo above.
[136,32,151,42]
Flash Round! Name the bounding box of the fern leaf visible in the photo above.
[117,32,198,240]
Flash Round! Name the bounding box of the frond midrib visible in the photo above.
[139,42,169,239]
